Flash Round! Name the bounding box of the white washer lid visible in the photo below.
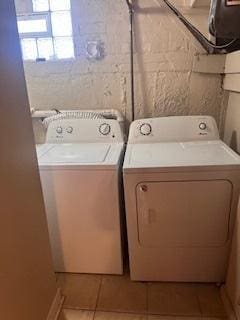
[124,140,240,169]
[36,144,55,158]
[39,143,110,164]
[38,142,124,167]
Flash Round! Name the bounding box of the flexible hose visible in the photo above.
[125,0,132,9]
[163,0,237,52]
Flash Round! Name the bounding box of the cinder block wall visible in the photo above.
[16,0,226,126]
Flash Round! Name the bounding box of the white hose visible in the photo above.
[32,109,124,124]
[42,111,105,128]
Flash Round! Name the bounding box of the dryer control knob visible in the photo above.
[199,122,207,130]
[140,123,152,136]
[56,126,63,134]
[99,123,111,135]
[66,126,73,134]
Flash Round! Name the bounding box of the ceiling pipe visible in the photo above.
[125,0,135,121]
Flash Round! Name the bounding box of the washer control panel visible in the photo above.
[128,116,219,143]
[46,119,123,143]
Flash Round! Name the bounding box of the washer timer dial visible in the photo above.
[99,123,111,135]
[199,122,207,130]
[140,123,152,136]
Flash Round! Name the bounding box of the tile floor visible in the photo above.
[57,272,226,320]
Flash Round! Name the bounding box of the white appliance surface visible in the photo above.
[38,143,123,168]
[127,115,220,143]
[125,140,240,169]
[38,118,124,168]
[37,118,124,274]
[36,144,54,158]
[46,118,123,143]
[124,116,240,282]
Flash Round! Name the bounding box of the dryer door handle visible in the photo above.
[139,184,151,224]
[142,208,150,224]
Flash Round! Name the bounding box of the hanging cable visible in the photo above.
[51,108,62,114]
[163,0,238,53]
[126,0,135,121]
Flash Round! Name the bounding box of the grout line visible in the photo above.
[63,307,209,318]
[93,309,148,316]
[146,282,149,317]
[195,284,204,317]
[147,312,203,317]
[93,275,104,319]
[63,307,96,311]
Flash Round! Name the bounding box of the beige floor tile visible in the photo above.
[201,318,227,320]
[196,284,226,317]
[95,312,147,320]
[97,274,147,314]
[148,283,201,316]
[148,316,202,320]
[147,317,225,320]
[58,309,94,320]
[57,273,102,310]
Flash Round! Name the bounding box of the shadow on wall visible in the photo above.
[230,131,239,154]
[133,1,169,118]
[132,0,221,122]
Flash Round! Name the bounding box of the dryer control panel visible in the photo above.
[46,119,124,143]
[128,116,220,143]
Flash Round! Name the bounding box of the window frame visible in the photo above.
[17,0,75,61]
[17,13,52,39]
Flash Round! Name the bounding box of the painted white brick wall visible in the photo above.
[16,0,226,127]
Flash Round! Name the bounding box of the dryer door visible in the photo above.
[136,180,232,248]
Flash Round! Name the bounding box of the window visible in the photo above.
[17,14,51,37]
[17,0,74,61]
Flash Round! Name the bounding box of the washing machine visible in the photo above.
[123,116,240,282]
[37,118,124,274]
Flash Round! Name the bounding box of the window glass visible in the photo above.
[51,11,72,37]
[37,38,54,59]
[21,38,38,60]
[49,0,71,11]
[18,18,47,34]
[17,0,75,60]
[54,37,74,59]
[32,0,50,12]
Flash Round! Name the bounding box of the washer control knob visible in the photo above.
[56,126,63,134]
[66,126,73,134]
[99,123,111,135]
[140,123,152,136]
[199,122,207,130]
